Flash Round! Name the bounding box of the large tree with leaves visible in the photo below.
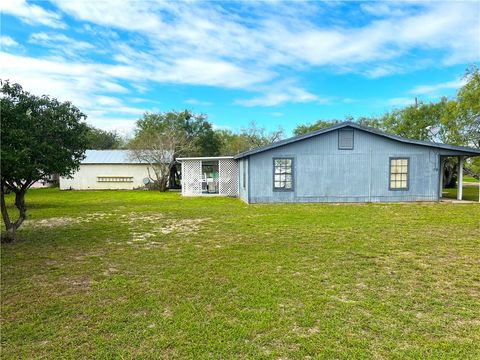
[135,110,220,156]
[1,81,89,241]
[216,121,285,155]
[86,125,125,149]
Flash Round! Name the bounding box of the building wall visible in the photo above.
[238,157,249,202]
[247,128,442,203]
[181,160,203,195]
[60,164,151,190]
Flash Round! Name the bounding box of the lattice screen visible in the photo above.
[181,160,202,195]
[219,159,239,196]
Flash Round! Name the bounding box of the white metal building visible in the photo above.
[60,150,151,190]
[177,156,238,196]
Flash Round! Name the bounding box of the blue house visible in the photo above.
[179,122,480,203]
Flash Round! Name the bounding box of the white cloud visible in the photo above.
[1,0,65,28]
[0,35,19,47]
[185,99,213,106]
[49,0,478,71]
[387,97,415,107]
[409,79,466,95]
[1,0,478,131]
[29,32,95,58]
[0,52,142,130]
[236,86,327,107]
[364,65,402,78]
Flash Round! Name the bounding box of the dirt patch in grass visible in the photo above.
[24,212,114,228]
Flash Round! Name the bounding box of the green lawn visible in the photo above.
[463,176,478,183]
[443,185,480,202]
[2,189,480,359]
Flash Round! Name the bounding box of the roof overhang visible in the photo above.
[177,156,235,161]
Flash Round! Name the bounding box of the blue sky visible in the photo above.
[1,1,479,136]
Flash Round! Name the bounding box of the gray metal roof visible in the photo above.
[81,150,148,164]
[234,121,480,159]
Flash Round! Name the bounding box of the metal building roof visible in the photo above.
[81,150,149,164]
[234,121,480,159]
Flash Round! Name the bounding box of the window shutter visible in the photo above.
[338,130,354,150]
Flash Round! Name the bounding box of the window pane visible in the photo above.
[400,181,407,188]
[274,158,293,190]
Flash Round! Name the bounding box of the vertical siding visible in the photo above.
[238,157,249,202]
[248,128,442,203]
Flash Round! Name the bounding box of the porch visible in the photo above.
[439,155,479,203]
[178,156,239,197]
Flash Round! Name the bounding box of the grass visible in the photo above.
[2,189,480,359]
[463,176,478,183]
[443,185,480,202]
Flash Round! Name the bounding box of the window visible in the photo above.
[97,176,133,182]
[273,158,293,191]
[338,129,354,150]
[389,158,409,190]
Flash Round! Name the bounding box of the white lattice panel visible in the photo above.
[181,160,202,195]
[219,159,239,196]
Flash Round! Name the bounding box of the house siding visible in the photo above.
[238,157,249,203]
[247,127,442,203]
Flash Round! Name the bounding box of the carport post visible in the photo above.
[439,157,444,199]
[457,156,464,200]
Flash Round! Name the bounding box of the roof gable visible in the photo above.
[233,122,480,158]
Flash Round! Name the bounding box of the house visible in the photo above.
[60,150,152,190]
[178,122,480,203]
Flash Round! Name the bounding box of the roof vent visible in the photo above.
[338,129,354,150]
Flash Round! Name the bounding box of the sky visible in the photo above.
[1,0,479,136]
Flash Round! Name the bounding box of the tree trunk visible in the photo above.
[443,159,457,188]
[158,176,169,192]
[0,185,27,243]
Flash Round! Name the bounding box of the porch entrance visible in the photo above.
[202,160,219,194]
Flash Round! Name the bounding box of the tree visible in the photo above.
[85,125,125,149]
[456,65,480,178]
[241,121,284,148]
[135,110,220,156]
[216,122,285,155]
[1,81,88,241]
[129,124,193,192]
[293,119,341,136]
